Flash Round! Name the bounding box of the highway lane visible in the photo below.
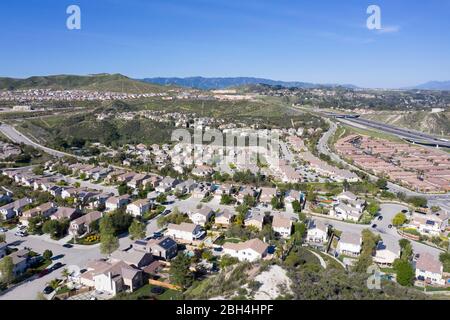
[0,123,90,161]
[342,117,450,148]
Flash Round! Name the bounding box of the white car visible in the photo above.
[0,227,8,232]
[14,231,28,237]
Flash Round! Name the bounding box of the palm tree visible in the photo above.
[61,268,70,283]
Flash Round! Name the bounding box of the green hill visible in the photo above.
[0,73,169,93]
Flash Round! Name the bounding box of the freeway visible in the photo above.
[0,123,90,161]
[339,117,450,148]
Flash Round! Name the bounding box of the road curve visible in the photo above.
[0,123,89,161]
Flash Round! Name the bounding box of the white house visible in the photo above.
[415,252,445,286]
[166,223,204,242]
[189,206,214,226]
[222,239,269,262]
[272,214,293,239]
[336,232,362,257]
[126,199,152,217]
[105,195,130,212]
[332,203,364,222]
[87,260,143,296]
[307,220,329,244]
[410,210,448,237]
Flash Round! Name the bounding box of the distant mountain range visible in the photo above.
[140,77,359,90]
[409,81,450,91]
[0,74,167,93]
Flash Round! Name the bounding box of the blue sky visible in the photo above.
[0,0,449,88]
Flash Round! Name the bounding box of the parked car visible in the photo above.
[39,269,50,278]
[62,244,73,249]
[162,210,171,216]
[377,216,383,221]
[0,227,8,232]
[388,224,393,229]
[14,231,28,237]
[51,262,64,271]
[43,286,54,295]
[371,224,377,229]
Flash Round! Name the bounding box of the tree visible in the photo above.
[0,233,5,243]
[128,220,146,240]
[220,194,234,205]
[156,194,167,204]
[292,222,306,244]
[439,252,450,273]
[292,200,302,213]
[271,196,283,210]
[42,219,68,239]
[43,250,53,261]
[100,233,119,255]
[243,195,256,207]
[392,213,407,227]
[0,256,14,285]
[376,178,388,190]
[353,229,381,273]
[408,196,427,208]
[118,183,131,196]
[394,259,415,286]
[431,206,441,213]
[33,165,45,176]
[169,253,193,289]
[100,215,115,235]
[366,201,380,216]
[220,255,239,269]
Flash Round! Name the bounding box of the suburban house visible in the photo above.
[223,238,269,262]
[415,252,445,286]
[126,199,152,217]
[0,249,32,277]
[307,220,329,244]
[373,240,400,267]
[284,190,302,204]
[175,179,197,195]
[189,206,214,226]
[80,260,143,296]
[155,177,179,193]
[20,202,57,226]
[331,203,364,222]
[50,207,81,221]
[235,186,258,204]
[191,165,214,177]
[105,195,131,212]
[89,193,114,210]
[244,209,266,231]
[410,210,448,237]
[191,183,212,199]
[116,172,137,184]
[259,187,277,205]
[215,209,235,227]
[69,211,103,236]
[272,214,293,239]
[127,174,151,189]
[134,236,178,260]
[336,232,362,257]
[110,250,154,269]
[214,183,234,200]
[0,197,32,220]
[166,223,204,242]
